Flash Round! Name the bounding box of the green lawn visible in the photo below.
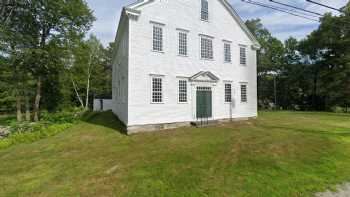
[0,111,350,197]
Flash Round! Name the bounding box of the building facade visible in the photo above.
[112,0,261,134]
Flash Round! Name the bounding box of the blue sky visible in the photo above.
[85,0,347,46]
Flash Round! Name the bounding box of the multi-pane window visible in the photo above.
[225,84,232,103]
[153,26,163,52]
[178,80,187,103]
[201,0,209,21]
[200,37,213,59]
[240,46,247,65]
[241,84,248,103]
[224,43,231,62]
[178,32,187,56]
[152,77,163,103]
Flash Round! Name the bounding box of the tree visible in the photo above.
[0,0,37,121]
[299,8,350,111]
[66,35,110,110]
[99,41,115,98]
[0,55,16,114]
[278,37,309,110]
[27,0,95,120]
[246,19,285,109]
[0,0,95,120]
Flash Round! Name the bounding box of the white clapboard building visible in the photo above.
[112,0,260,133]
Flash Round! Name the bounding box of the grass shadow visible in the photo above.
[82,111,127,135]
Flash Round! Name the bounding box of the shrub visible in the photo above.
[0,108,85,150]
[9,121,48,134]
[40,107,86,124]
[331,106,345,113]
[0,123,72,150]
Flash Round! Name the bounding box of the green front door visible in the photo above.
[196,87,212,118]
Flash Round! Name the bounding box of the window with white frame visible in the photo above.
[201,0,209,21]
[241,84,248,103]
[178,80,187,103]
[178,32,187,56]
[224,43,231,62]
[240,46,247,65]
[200,36,213,59]
[152,77,163,103]
[225,84,232,102]
[153,25,163,52]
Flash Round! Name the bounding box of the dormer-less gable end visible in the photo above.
[125,0,261,49]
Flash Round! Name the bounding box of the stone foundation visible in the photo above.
[126,116,257,135]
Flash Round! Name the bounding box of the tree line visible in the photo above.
[246,3,350,112]
[0,1,349,123]
[0,0,113,121]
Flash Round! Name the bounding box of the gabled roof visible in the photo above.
[125,0,261,48]
[190,71,220,82]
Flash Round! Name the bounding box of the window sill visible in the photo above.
[178,54,188,57]
[224,61,232,64]
[178,102,188,104]
[152,50,165,54]
[240,64,247,66]
[201,19,209,22]
[200,58,214,61]
[151,102,164,104]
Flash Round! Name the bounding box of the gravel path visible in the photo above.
[316,183,350,197]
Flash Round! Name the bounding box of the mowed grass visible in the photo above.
[0,111,350,197]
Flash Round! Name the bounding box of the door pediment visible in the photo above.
[190,71,219,83]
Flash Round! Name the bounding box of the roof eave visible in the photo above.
[125,7,141,16]
[127,0,155,9]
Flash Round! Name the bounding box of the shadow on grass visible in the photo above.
[82,111,127,135]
